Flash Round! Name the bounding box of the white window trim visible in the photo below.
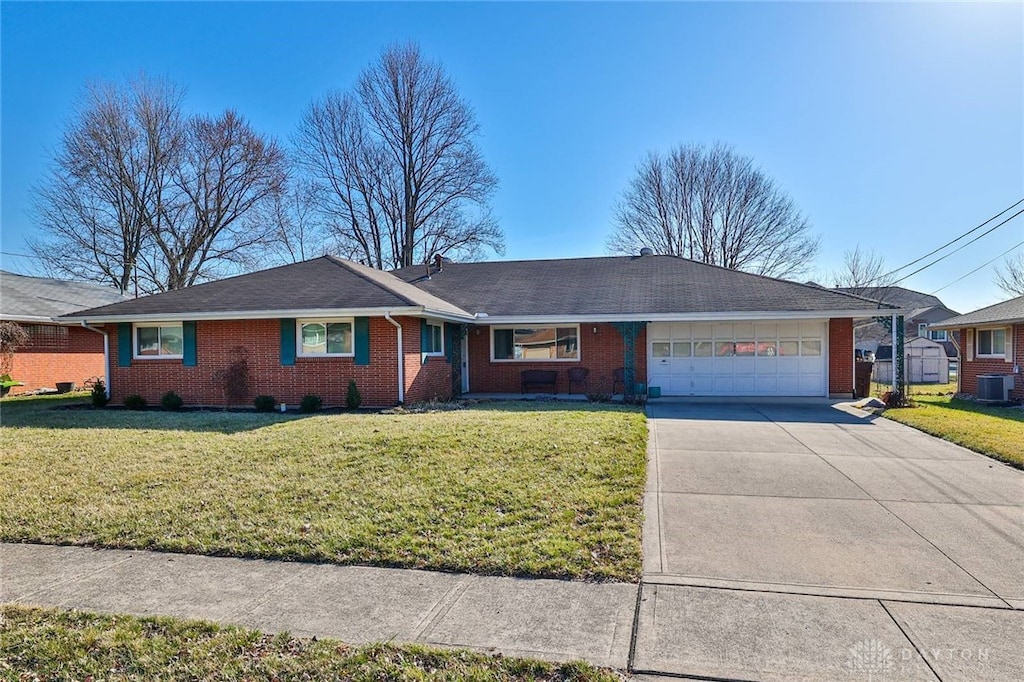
[133,322,183,360]
[297,318,355,358]
[929,329,948,341]
[424,319,445,357]
[490,324,582,363]
[918,323,928,338]
[975,327,1006,359]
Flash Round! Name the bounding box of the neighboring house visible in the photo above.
[930,295,1024,402]
[0,271,127,394]
[60,253,901,406]
[834,286,960,354]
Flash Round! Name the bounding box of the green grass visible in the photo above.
[883,394,1024,468]
[0,605,620,681]
[0,395,646,581]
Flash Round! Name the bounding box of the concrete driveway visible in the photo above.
[636,399,1024,681]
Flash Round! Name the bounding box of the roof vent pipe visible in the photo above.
[639,247,654,256]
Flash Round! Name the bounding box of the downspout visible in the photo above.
[384,313,404,404]
[80,321,110,399]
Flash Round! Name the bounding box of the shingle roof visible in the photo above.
[835,286,945,310]
[931,295,1024,329]
[392,255,895,317]
[62,256,470,320]
[0,271,128,321]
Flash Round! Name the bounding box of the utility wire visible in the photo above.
[878,197,1024,281]
[0,251,36,258]
[889,207,1024,286]
[930,238,1024,295]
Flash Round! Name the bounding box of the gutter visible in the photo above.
[59,306,474,325]
[383,313,404,404]
[80,322,110,399]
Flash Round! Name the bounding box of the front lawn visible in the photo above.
[0,606,619,681]
[883,395,1024,468]
[0,396,646,581]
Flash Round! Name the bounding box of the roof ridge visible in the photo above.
[324,256,419,307]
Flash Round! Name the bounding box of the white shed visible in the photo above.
[873,337,951,384]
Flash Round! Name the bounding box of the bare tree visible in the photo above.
[30,77,286,294]
[259,177,329,264]
[29,76,183,294]
[994,252,1024,296]
[296,42,501,269]
[608,143,820,278]
[146,111,286,290]
[830,246,892,294]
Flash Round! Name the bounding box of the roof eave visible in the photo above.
[471,309,912,325]
[930,316,1024,330]
[61,306,476,324]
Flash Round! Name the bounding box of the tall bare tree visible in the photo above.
[608,143,819,278]
[260,177,329,264]
[31,77,286,294]
[994,252,1024,296]
[29,76,183,294]
[830,246,892,295]
[296,42,501,269]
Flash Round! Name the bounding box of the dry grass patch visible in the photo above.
[0,395,646,580]
[0,605,621,681]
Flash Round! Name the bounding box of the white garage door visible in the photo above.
[648,322,827,397]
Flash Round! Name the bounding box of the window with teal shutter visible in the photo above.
[117,323,132,366]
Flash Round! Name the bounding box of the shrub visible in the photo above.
[212,346,250,407]
[345,380,362,410]
[299,394,322,413]
[160,390,184,410]
[91,381,109,408]
[123,394,148,410]
[253,395,278,412]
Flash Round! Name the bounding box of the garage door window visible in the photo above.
[801,340,822,356]
[756,342,777,357]
[735,340,755,357]
[694,341,713,357]
[672,342,692,357]
[652,342,671,358]
[716,342,735,357]
[779,340,799,356]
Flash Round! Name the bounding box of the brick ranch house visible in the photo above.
[930,294,1023,402]
[0,270,126,394]
[61,253,904,407]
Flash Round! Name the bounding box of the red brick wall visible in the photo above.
[958,324,1024,401]
[8,324,105,394]
[466,323,647,394]
[106,317,428,407]
[828,318,854,396]
[402,317,453,403]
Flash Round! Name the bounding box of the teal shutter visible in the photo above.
[280,319,296,366]
[420,319,430,364]
[445,323,454,363]
[182,322,197,367]
[117,323,132,366]
[354,317,370,365]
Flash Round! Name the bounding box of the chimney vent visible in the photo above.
[433,253,444,271]
[639,247,654,257]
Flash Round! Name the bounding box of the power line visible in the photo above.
[889,206,1024,286]
[879,197,1024,281]
[0,251,37,258]
[930,238,1024,295]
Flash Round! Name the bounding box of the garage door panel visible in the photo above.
[649,321,826,397]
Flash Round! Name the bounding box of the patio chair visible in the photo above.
[567,367,590,394]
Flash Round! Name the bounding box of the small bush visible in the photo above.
[299,394,322,413]
[346,380,362,410]
[160,390,184,410]
[123,394,148,411]
[91,381,109,408]
[253,395,278,412]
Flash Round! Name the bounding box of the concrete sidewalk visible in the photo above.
[0,543,637,668]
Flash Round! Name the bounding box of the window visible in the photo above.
[801,339,822,356]
[672,341,692,357]
[694,341,713,357]
[929,329,948,341]
[918,323,928,338]
[652,342,671,358]
[492,326,579,361]
[134,323,183,358]
[976,328,1005,357]
[298,319,353,356]
[424,320,444,355]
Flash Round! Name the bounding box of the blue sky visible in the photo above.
[2,1,1021,313]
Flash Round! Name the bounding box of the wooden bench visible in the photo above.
[521,369,558,394]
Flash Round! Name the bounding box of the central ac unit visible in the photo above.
[976,375,1014,402]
